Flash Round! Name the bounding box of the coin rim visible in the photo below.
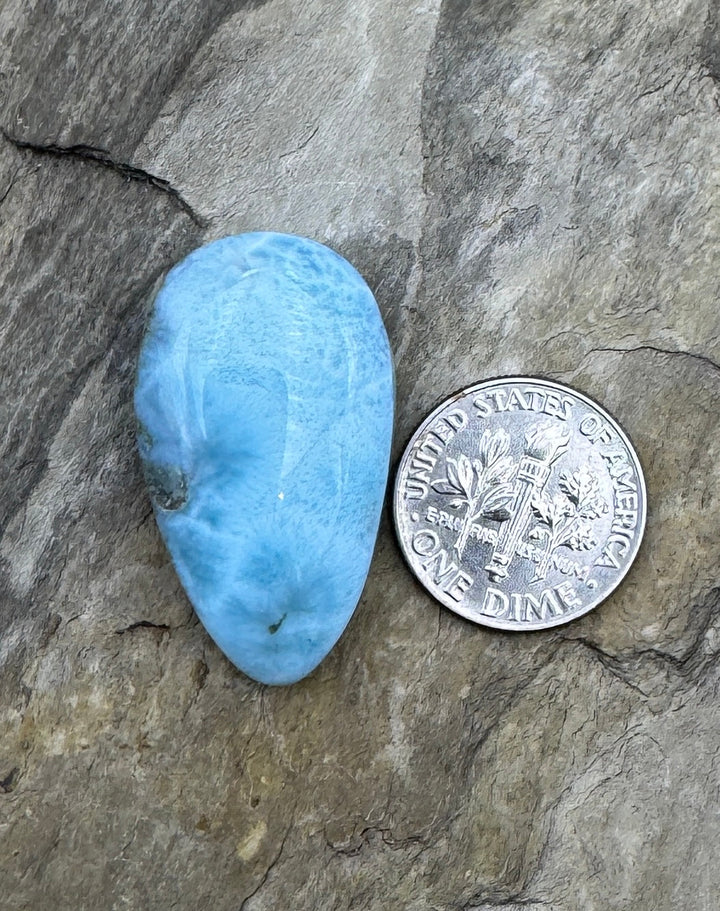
[393,375,648,630]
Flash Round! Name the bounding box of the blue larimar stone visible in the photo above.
[134,233,393,685]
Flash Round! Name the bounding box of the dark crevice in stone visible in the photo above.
[0,129,208,228]
[327,824,431,858]
[460,891,548,909]
[0,767,20,794]
[560,587,720,692]
[558,635,650,697]
[0,164,22,208]
[278,124,319,159]
[115,620,171,635]
[239,821,293,910]
[588,344,720,375]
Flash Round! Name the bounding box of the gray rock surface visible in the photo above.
[1,0,719,908]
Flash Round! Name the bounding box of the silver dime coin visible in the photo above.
[394,377,647,630]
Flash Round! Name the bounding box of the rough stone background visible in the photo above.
[0,0,719,908]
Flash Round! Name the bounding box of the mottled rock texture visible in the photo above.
[1,1,719,909]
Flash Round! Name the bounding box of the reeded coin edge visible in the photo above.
[393,375,647,631]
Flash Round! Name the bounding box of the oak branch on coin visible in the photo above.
[430,429,515,558]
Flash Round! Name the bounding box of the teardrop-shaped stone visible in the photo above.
[134,233,394,685]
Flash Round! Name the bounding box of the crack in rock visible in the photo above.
[238,821,293,911]
[559,586,720,692]
[588,345,720,375]
[461,893,548,910]
[115,620,171,635]
[1,129,208,228]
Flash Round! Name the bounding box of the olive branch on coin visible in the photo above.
[529,465,609,581]
[430,429,516,556]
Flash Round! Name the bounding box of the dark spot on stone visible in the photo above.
[39,611,62,648]
[251,796,261,808]
[0,767,20,794]
[191,659,209,692]
[195,815,210,832]
[268,613,287,635]
[496,205,542,246]
[143,461,188,511]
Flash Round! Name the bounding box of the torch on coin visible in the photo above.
[484,422,570,583]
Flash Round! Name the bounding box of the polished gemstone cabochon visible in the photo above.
[134,233,394,685]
